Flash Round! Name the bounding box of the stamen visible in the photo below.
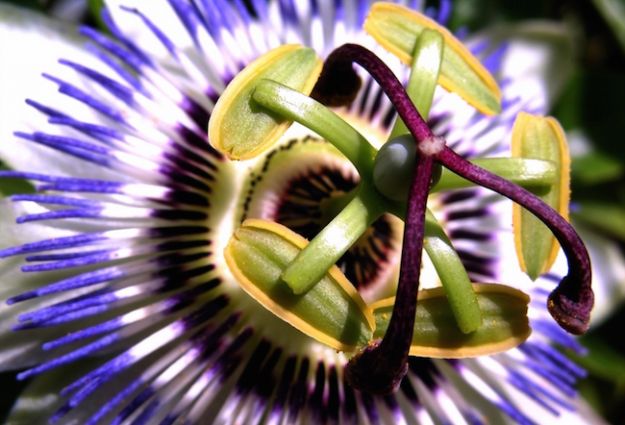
[345,152,435,394]
[313,43,438,393]
[316,44,593,335]
[314,43,593,395]
[437,147,593,334]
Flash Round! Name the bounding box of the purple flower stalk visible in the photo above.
[313,43,593,394]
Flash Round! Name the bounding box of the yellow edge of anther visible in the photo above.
[209,45,299,157]
[407,331,531,358]
[225,219,375,351]
[542,116,570,274]
[364,2,501,115]
[237,56,323,161]
[209,45,322,160]
[511,112,531,273]
[370,283,530,311]
[511,113,570,275]
[371,283,531,358]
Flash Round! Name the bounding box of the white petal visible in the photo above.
[481,21,575,111]
[7,364,117,425]
[0,200,84,370]
[577,223,625,327]
[104,0,193,58]
[0,4,122,180]
[0,200,82,288]
[503,368,608,425]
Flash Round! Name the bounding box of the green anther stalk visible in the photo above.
[280,185,385,294]
[252,81,391,294]
[372,284,531,357]
[226,222,531,358]
[380,29,481,335]
[433,158,557,192]
[389,29,444,139]
[364,2,502,115]
[252,80,377,177]
[225,219,375,351]
[423,212,482,334]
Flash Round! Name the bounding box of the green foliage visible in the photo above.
[87,0,105,29]
[593,0,625,54]
[0,162,33,196]
[572,152,623,185]
[573,202,625,241]
[575,309,625,424]
[0,0,45,10]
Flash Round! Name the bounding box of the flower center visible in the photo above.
[208,11,593,395]
[239,137,402,300]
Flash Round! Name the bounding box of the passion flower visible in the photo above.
[0,1,604,424]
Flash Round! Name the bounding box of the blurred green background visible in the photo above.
[0,0,624,423]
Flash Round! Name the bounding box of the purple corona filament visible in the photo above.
[312,43,593,394]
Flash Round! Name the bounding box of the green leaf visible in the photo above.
[572,152,624,185]
[371,284,530,358]
[572,202,625,241]
[208,45,322,160]
[7,366,75,425]
[364,2,501,115]
[0,0,43,10]
[512,113,570,280]
[554,71,625,163]
[225,219,374,351]
[0,163,34,197]
[7,359,145,425]
[88,0,106,29]
[575,335,625,386]
[593,0,625,54]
